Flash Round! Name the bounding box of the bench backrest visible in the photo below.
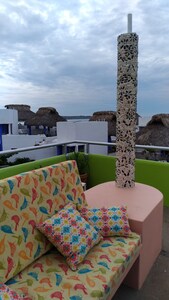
[0,160,87,283]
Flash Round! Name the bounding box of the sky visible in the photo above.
[0,0,169,117]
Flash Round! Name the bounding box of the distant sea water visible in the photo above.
[66,116,151,126]
[67,118,89,122]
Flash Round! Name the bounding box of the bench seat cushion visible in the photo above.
[5,233,141,300]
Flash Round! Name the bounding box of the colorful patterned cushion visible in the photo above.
[0,283,24,299]
[37,203,102,270]
[0,160,87,283]
[6,234,141,300]
[80,206,132,237]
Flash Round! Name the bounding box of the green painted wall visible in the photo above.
[87,154,169,207]
[0,153,168,207]
[0,155,66,179]
[87,154,116,186]
[135,159,169,207]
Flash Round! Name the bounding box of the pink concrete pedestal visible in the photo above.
[85,181,163,289]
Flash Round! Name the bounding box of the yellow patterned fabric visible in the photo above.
[0,160,87,283]
[37,203,102,270]
[6,234,141,300]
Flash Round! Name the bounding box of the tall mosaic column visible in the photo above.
[116,15,138,188]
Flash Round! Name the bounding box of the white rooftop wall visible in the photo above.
[57,121,108,154]
[2,135,56,161]
[139,116,151,127]
[1,119,108,161]
[0,109,18,134]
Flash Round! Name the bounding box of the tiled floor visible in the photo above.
[113,207,169,300]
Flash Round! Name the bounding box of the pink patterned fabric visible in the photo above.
[80,206,132,237]
[37,203,102,270]
[0,283,26,299]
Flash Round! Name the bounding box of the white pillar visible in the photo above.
[8,124,12,135]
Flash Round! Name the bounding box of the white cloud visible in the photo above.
[0,0,169,116]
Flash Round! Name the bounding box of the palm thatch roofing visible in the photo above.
[5,104,35,122]
[25,107,66,127]
[89,111,116,136]
[137,114,169,146]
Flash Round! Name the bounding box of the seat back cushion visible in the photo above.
[0,160,87,282]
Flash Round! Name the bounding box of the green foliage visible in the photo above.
[0,154,14,166]
[66,152,89,175]
[74,152,89,174]
[0,154,34,167]
[8,157,34,166]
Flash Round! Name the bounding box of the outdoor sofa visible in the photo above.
[0,160,141,299]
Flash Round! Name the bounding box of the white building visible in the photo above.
[0,109,18,150]
[0,109,108,160]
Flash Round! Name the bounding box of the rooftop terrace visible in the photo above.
[0,141,169,299]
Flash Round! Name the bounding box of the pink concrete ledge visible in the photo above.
[85,181,163,289]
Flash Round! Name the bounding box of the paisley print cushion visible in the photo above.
[37,203,102,270]
[80,206,132,237]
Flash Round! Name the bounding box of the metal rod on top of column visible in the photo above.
[128,13,132,33]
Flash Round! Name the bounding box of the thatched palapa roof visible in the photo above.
[25,107,66,127]
[5,104,35,121]
[89,111,116,136]
[137,114,169,146]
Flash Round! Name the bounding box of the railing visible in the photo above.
[0,139,169,157]
[0,139,169,206]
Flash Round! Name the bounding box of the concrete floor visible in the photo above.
[113,207,169,300]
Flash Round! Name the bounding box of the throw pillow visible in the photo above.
[0,283,24,299]
[80,206,132,237]
[36,203,102,270]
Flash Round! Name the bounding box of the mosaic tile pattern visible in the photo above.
[116,33,138,188]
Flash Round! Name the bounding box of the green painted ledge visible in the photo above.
[88,154,169,207]
[0,154,66,179]
[0,153,168,207]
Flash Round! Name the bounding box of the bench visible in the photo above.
[85,181,163,289]
[0,160,141,299]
